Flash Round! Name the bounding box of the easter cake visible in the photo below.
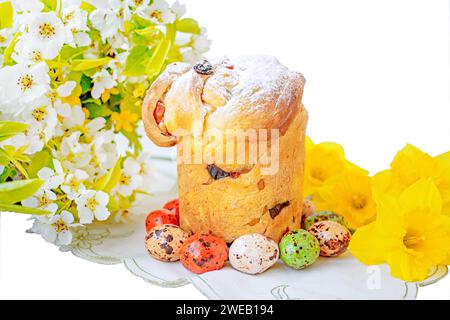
[142,55,307,243]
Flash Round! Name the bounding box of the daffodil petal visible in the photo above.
[387,250,431,282]
[390,144,435,186]
[305,136,314,149]
[372,189,403,232]
[349,223,387,265]
[373,170,403,196]
[399,178,442,217]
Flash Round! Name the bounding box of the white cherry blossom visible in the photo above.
[0,62,50,111]
[22,188,58,214]
[138,0,175,24]
[39,211,79,246]
[61,169,88,200]
[91,69,116,99]
[26,12,67,59]
[38,159,65,190]
[75,189,110,224]
[116,157,143,196]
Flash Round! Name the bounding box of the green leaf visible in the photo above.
[146,38,171,78]
[0,167,12,182]
[60,45,88,60]
[0,148,29,179]
[41,0,57,11]
[122,45,151,77]
[0,1,13,29]
[107,195,120,212]
[132,14,153,29]
[80,1,96,13]
[2,32,20,66]
[94,157,122,192]
[0,203,50,215]
[84,103,112,118]
[27,150,52,178]
[0,121,28,142]
[176,18,201,35]
[0,179,43,204]
[72,57,112,71]
[80,74,92,94]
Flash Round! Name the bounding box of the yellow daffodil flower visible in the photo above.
[304,137,348,201]
[317,165,376,229]
[373,144,450,216]
[349,178,450,282]
[111,109,138,132]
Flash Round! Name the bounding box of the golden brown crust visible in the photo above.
[141,62,191,147]
[142,55,306,145]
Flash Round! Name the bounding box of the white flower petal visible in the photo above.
[96,191,109,206]
[60,210,74,224]
[56,230,73,246]
[94,206,110,221]
[57,81,76,97]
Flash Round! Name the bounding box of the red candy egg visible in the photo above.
[163,199,179,219]
[180,233,228,274]
[145,209,179,233]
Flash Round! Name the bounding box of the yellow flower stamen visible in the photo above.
[32,107,47,122]
[31,50,43,62]
[120,174,130,186]
[39,22,56,38]
[63,11,75,25]
[68,177,79,190]
[0,35,6,43]
[17,75,34,91]
[38,195,49,207]
[150,10,163,23]
[86,197,98,211]
[52,220,68,233]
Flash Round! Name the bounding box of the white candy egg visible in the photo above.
[229,233,279,274]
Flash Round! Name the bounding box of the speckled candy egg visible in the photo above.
[180,233,228,274]
[308,221,351,257]
[302,210,347,230]
[163,199,180,220]
[145,209,179,233]
[279,229,320,269]
[302,199,316,218]
[229,234,279,275]
[145,224,188,262]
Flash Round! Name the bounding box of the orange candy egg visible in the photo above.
[145,209,179,233]
[180,233,228,274]
[163,199,180,219]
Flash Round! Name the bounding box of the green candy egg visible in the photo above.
[303,211,348,230]
[279,229,320,270]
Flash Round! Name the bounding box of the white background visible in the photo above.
[1,0,449,299]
